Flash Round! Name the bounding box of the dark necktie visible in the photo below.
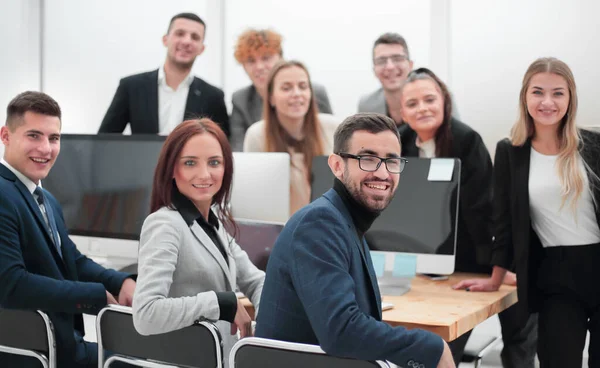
[34,187,62,255]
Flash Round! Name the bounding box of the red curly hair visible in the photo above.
[234,29,283,64]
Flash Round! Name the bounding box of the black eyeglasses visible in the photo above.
[337,153,407,174]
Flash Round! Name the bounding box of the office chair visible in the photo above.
[229,337,389,368]
[97,305,223,367]
[0,308,56,368]
[461,334,502,368]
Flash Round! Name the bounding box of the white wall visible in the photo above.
[450,0,600,157]
[42,0,223,134]
[0,0,42,159]
[223,0,433,119]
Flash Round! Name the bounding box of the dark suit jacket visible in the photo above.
[400,119,494,273]
[98,69,230,137]
[255,189,443,368]
[0,163,130,367]
[229,83,332,150]
[490,129,600,324]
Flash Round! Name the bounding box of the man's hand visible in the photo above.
[118,278,136,307]
[105,290,118,305]
[230,298,253,338]
[437,340,456,368]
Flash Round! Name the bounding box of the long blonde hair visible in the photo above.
[510,57,584,211]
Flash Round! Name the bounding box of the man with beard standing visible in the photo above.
[255,113,455,368]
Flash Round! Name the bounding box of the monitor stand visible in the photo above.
[377,271,413,296]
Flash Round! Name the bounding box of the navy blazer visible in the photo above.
[98,69,230,137]
[0,163,129,367]
[490,129,600,324]
[255,189,443,368]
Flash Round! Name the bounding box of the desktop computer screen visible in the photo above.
[231,152,290,224]
[311,156,460,274]
[43,134,165,240]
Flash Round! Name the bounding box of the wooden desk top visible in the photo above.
[241,272,517,342]
[381,273,516,341]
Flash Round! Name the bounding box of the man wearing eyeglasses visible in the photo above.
[358,33,458,126]
[358,33,414,125]
[256,113,455,368]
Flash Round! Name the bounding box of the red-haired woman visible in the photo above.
[132,119,264,366]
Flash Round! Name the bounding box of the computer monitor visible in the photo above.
[231,152,290,224]
[311,156,460,275]
[231,219,284,271]
[43,134,165,240]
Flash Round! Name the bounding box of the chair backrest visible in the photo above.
[0,308,55,368]
[230,337,389,368]
[97,305,223,368]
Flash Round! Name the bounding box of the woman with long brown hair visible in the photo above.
[455,57,600,367]
[398,67,537,367]
[132,119,264,367]
[243,60,339,215]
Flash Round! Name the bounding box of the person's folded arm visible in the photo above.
[0,201,106,314]
[290,209,444,368]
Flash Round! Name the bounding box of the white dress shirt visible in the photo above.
[415,136,436,158]
[157,66,194,135]
[529,149,600,247]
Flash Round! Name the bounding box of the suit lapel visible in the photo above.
[189,222,233,291]
[325,190,381,314]
[13,180,67,271]
[147,70,159,133]
[185,78,203,119]
[400,128,419,157]
[514,141,531,250]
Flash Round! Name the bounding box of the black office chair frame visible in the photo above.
[97,305,223,368]
[0,308,56,368]
[229,337,389,368]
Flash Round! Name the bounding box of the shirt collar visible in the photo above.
[171,186,219,229]
[415,136,436,150]
[158,65,194,89]
[1,159,39,194]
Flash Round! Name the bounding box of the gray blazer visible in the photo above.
[357,88,387,115]
[132,207,264,366]
[358,87,460,119]
[230,83,333,151]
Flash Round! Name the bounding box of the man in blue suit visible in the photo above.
[255,113,455,368]
[0,91,136,367]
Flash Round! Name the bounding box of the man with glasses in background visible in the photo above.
[255,113,455,368]
[358,33,458,126]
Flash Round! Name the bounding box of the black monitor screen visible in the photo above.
[43,134,166,240]
[311,157,460,255]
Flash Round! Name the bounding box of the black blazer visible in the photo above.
[0,164,130,367]
[98,69,230,137]
[490,129,600,324]
[400,119,494,274]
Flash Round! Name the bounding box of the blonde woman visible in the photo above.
[455,57,600,368]
[243,60,339,215]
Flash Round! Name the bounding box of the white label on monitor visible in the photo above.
[427,158,454,181]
